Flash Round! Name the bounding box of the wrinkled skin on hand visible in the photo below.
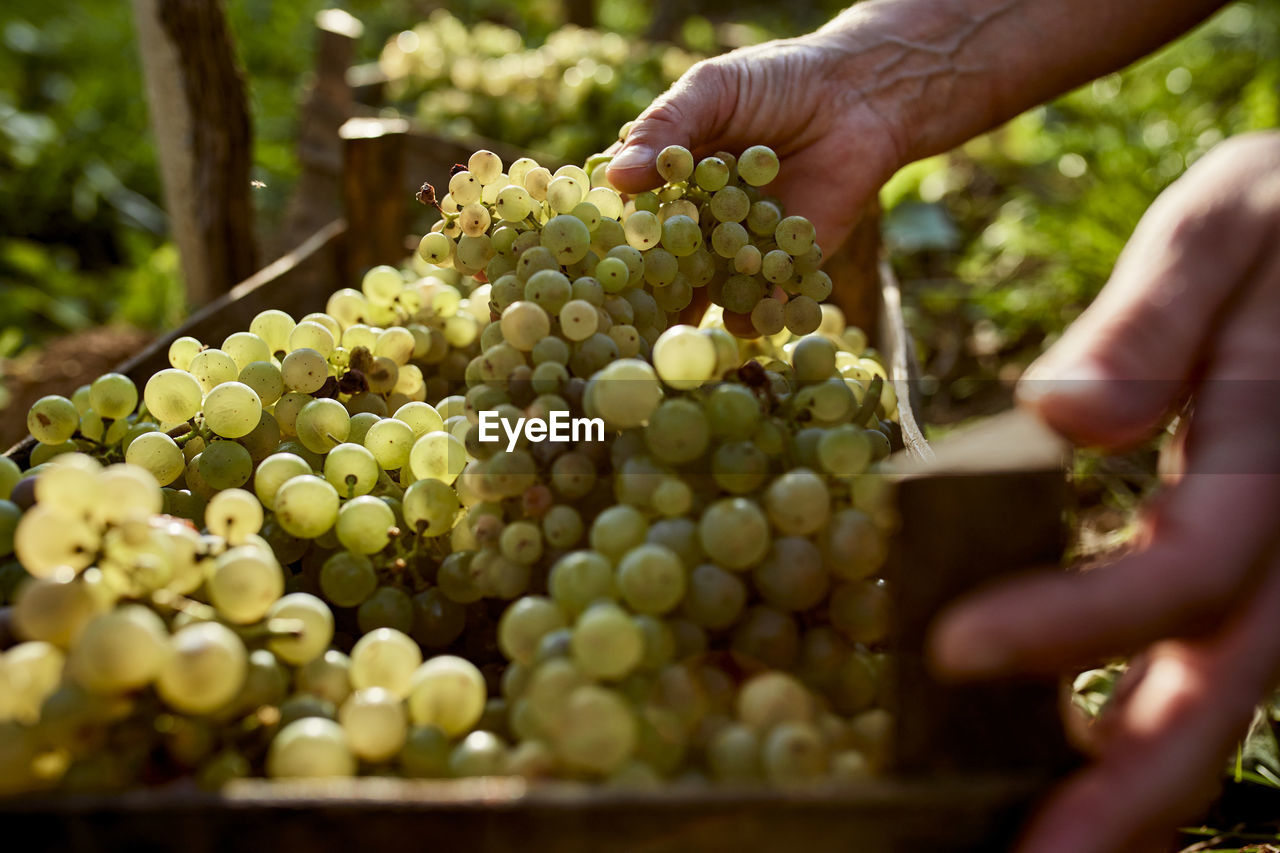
[606,35,906,256]
[932,131,1280,853]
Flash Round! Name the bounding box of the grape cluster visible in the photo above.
[379,11,699,164]
[0,144,898,792]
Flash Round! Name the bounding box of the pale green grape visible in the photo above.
[616,544,685,615]
[206,488,264,544]
[12,575,99,647]
[409,430,467,485]
[267,717,355,778]
[541,505,583,550]
[197,440,254,490]
[417,232,454,265]
[273,474,340,538]
[524,269,572,312]
[754,537,828,612]
[168,336,204,370]
[297,650,353,706]
[542,214,591,264]
[738,671,813,730]
[280,348,329,394]
[209,545,284,624]
[267,592,335,665]
[201,381,262,439]
[221,332,272,371]
[554,685,636,775]
[587,358,662,427]
[323,443,379,498]
[0,456,19,500]
[339,687,408,762]
[498,596,567,666]
[88,373,138,420]
[830,580,891,645]
[651,326,716,390]
[33,455,102,517]
[656,145,694,183]
[27,396,80,445]
[375,327,416,365]
[450,730,508,777]
[548,550,615,617]
[784,296,823,336]
[188,349,239,393]
[67,604,168,694]
[822,508,887,581]
[816,425,872,478]
[659,215,700,257]
[394,402,444,438]
[495,184,534,221]
[644,399,710,464]
[15,505,98,577]
[589,504,649,563]
[692,156,728,192]
[557,297,598,340]
[319,551,377,608]
[571,602,642,680]
[683,564,747,629]
[499,520,542,565]
[698,498,771,570]
[735,244,762,275]
[737,145,781,186]
[254,453,312,510]
[156,622,248,715]
[237,361,284,407]
[708,723,761,781]
[623,210,661,250]
[357,586,414,634]
[403,478,460,537]
[296,399,350,454]
[250,310,296,355]
[335,496,395,555]
[764,469,831,536]
[710,186,749,222]
[761,722,827,784]
[406,655,485,735]
[500,301,551,351]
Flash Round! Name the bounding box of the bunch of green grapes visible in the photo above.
[0,452,340,794]
[379,10,700,163]
[1,143,899,791]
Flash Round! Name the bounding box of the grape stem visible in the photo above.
[852,375,884,428]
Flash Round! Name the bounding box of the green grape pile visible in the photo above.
[379,11,700,164]
[0,143,900,793]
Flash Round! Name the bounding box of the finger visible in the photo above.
[1015,550,1280,853]
[932,250,1280,678]
[1017,132,1280,448]
[606,61,733,193]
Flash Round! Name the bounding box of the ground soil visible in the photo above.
[1,326,153,452]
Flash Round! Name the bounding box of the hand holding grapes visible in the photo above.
[931,131,1280,852]
[606,35,905,255]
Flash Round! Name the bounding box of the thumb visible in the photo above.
[607,62,732,194]
[1017,140,1277,448]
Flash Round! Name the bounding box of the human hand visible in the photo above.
[929,131,1280,853]
[605,33,908,255]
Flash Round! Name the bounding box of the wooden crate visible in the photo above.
[0,212,1073,850]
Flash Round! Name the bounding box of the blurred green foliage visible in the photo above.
[0,0,1274,384]
[883,1,1279,418]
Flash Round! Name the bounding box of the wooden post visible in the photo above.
[131,0,257,306]
[890,466,1077,777]
[340,117,410,284]
[564,0,595,28]
[281,9,364,253]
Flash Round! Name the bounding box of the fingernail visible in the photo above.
[1016,358,1108,406]
[609,144,651,172]
[930,612,1008,677]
